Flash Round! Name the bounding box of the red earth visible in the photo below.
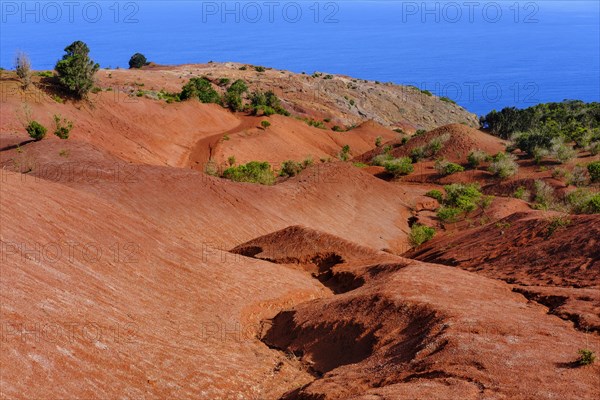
[1,67,599,399]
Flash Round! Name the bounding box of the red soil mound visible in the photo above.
[207,117,397,168]
[262,263,600,399]
[407,211,600,332]
[358,124,506,164]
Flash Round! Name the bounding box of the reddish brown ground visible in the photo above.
[1,67,599,399]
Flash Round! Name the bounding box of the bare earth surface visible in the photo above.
[0,66,598,399]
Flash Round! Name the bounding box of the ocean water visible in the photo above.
[1,0,599,116]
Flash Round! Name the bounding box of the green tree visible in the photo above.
[128,53,147,69]
[55,41,99,98]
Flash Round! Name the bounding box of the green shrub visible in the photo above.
[488,152,519,179]
[261,120,271,129]
[440,96,456,104]
[239,65,248,71]
[578,349,596,366]
[53,114,73,139]
[546,215,571,237]
[437,207,461,223]
[588,161,600,183]
[223,161,275,185]
[372,153,394,167]
[414,129,427,136]
[383,157,414,177]
[353,162,368,168]
[569,165,589,187]
[512,130,556,158]
[255,66,266,72]
[533,180,555,209]
[218,78,231,86]
[435,159,464,176]
[566,189,600,214]
[587,141,600,156]
[55,41,99,98]
[26,121,47,141]
[411,146,426,162]
[409,224,436,247]
[227,156,236,166]
[425,190,444,202]
[180,77,220,103]
[467,150,488,168]
[280,160,303,177]
[444,183,483,213]
[128,53,147,69]
[339,145,351,161]
[223,79,248,111]
[553,140,576,163]
[513,186,530,201]
[375,136,383,147]
[250,90,289,116]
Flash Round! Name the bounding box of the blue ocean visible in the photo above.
[1,0,599,116]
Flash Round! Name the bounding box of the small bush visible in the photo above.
[513,186,530,201]
[437,207,461,223]
[533,180,555,209]
[227,156,236,167]
[375,136,382,147]
[128,53,147,69]
[587,141,600,155]
[588,161,600,183]
[569,165,589,187]
[488,152,519,179]
[372,153,394,167]
[435,159,464,176]
[223,79,248,111]
[26,121,47,141]
[280,160,303,177]
[444,183,483,213]
[546,215,571,237]
[261,120,271,129]
[411,146,426,162]
[425,190,444,202]
[15,51,32,89]
[578,349,596,366]
[205,160,220,177]
[223,161,275,185]
[53,114,73,139]
[180,77,220,103]
[414,129,427,136]
[255,66,266,72]
[467,150,488,168]
[409,224,436,247]
[338,145,351,161]
[566,189,600,214]
[553,140,576,163]
[383,157,414,177]
[239,66,248,71]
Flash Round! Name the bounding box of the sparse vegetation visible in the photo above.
[588,161,600,183]
[383,157,414,177]
[375,136,383,147]
[223,79,248,111]
[578,349,596,366]
[53,114,73,139]
[280,160,303,177]
[569,165,589,187]
[223,161,275,185]
[566,189,600,214]
[180,77,220,103]
[435,159,464,176]
[250,90,290,116]
[339,145,351,161]
[425,190,444,203]
[411,134,450,162]
[467,150,488,169]
[55,41,100,98]
[409,224,436,247]
[488,152,519,179]
[15,51,32,89]
[436,183,485,222]
[26,121,47,141]
[533,180,555,210]
[513,186,530,201]
[546,215,571,237]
